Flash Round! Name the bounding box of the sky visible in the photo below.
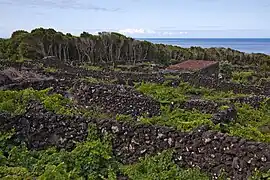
[0,0,270,38]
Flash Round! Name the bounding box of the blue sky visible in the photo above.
[0,0,269,38]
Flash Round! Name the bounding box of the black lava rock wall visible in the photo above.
[1,104,269,180]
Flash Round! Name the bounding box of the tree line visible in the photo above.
[0,28,269,68]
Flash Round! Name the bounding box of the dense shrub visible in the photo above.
[1,28,270,67]
[122,150,209,180]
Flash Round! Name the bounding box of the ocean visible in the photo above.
[139,38,270,55]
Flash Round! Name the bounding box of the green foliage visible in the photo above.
[220,61,233,76]
[80,76,117,85]
[202,90,247,102]
[139,106,213,132]
[249,169,270,180]
[11,30,29,39]
[0,166,32,179]
[0,38,8,59]
[1,27,270,68]
[81,64,103,71]
[231,71,255,84]
[43,67,57,73]
[116,114,134,122]
[164,74,180,79]
[257,77,270,86]
[122,150,209,180]
[136,82,190,104]
[137,82,269,141]
[80,77,101,84]
[0,125,120,180]
[215,101,270,143]
[219,105,230,111]
[0,88,77,116]
[137,82,247,103]
[5,30,29,60]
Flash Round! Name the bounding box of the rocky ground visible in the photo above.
[0,58,269,179]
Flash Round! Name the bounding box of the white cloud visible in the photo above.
[162,32,173,35]
[179,32,188,34]
[118,28,159,35]
[90,28,188,37]
[118,28,146,34]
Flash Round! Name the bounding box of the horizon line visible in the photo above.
[137,37,270,39]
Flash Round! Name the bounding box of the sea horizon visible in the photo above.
[137,38,270,55]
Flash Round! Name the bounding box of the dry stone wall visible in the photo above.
[73,83,161,117]
[1,103,269,180]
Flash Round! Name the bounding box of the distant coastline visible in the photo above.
[138,38,270,55]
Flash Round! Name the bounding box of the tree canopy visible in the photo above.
[0,27,269,68]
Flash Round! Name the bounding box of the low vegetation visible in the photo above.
[122,150,209,180]
[136,81,247,103]
[0,125,211,179]
[0,28,269,179]
[137,82,270,143]
[220,102,270,143]
[231,71,255,84]
[0,88,77,116]
[0,125,120,179]
[139,106,213,132]
[43,67,58,73]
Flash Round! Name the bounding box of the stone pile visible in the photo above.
[0,101,90,150]
[229,95,269,108]
[211,105,237,125]
[3,57,270,96]
[218,81,270,96]
[73,83,161,117]
[0,68,51,86]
